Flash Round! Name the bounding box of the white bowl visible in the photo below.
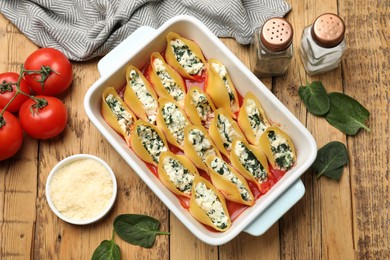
[84,15,317,245]
[46,154,117,225]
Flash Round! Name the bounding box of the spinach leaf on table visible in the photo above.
[325,92,370,135]
[114,214,170,248]
[298,81,330,116]
[91,230,120,260]
[311,141,349,181]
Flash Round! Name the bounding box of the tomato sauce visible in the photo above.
[138,61,288,231]
[112,45,291,232]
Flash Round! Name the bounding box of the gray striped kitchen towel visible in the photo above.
[0,0,291,61]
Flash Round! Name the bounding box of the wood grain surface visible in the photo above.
[0,0,389,259]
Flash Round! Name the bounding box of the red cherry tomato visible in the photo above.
[24,48,73,96]
[0,72,30,112]
[0,111,23,160]
[19,96,68,139]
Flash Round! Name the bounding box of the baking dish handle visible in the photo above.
[98,26,157,76]
[243,179,305,236]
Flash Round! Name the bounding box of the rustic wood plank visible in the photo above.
[170,215,218,260]
[0,13,38,260]
[275,0,354,259]
[1,1,389,258]
[340,0,390,258]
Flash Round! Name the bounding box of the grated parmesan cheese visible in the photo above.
[49,158,114,221]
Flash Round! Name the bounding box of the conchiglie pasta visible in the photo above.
[124,65,158,124]
[149,52,186,107]
[130,119,169,166]
[205,155,254,206]
[209,108,245,157]
[102,87,137,147]
[205,58,239,118]
[231,137,271,192]
[259,126,297,171]
[184,86,216,128]
[189,176,231,231]
[156,97,191,149]
[165,32,206,80]
[238,92,270,144]
[183,124,221,172]
[158,151,200,198]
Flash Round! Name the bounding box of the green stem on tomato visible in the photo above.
[0,91,19,116]
[0,64,50,117]
[22,65,58,89]
[0,81,15,93]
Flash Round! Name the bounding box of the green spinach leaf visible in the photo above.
[91,231,120,260]
[325,92,370,135]
[311,141,349,181]
[299,81,330,116]
[114,214,170,248]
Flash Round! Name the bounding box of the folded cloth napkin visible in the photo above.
[0,0,290,61]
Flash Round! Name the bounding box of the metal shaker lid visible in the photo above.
[260,17,293,52]
[311,13,345,48]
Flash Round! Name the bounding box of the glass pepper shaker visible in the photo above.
[299,13,346,76]
[251,17,294,77]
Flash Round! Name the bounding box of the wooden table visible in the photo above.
[1,0,389,259]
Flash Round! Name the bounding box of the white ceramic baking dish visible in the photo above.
[84,15,317,246]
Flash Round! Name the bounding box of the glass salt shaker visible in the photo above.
[251,17,294,77]
[299,13,346,76]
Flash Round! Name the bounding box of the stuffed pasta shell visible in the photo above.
[124,65,158,124]
[130,119,169,166]
[209,108,245,157]
[183,124,221,172]
[231,137,271,192]
[165,32,206,81]
[156,97,191,149]
[189,176,231,232]
[158,151,199,198]
[102,87,136,147]
[238,92,270,144]
[259,126,296,171]
[205,58,239,118]
[149,52,186,107]
[206,155,254,206]
[184,86,216,128]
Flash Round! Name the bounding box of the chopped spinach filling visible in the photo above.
[105,94,133,135]
[210,157,252,202]
[238,142,268,182]
[163,157,194,194]
[137,124,167,163]
[267,130,294,170]
[171,39,204,75]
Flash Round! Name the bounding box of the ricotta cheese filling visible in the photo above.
[162,157,195,195]
[136,124,168,163]
[245,99,268,140]
[234,141,268,182]
[211,63,235,103]
[171,39,204,75]
[191,89,214,128]
[105,94,133,136]
[267,130,295,170]
[216,114,240,151]
[161,102,189,146]
[128,70,158,124]
[153,58,184,102]
[188,129,217,162]
[210,157,252,202]
[194,182,229,230]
